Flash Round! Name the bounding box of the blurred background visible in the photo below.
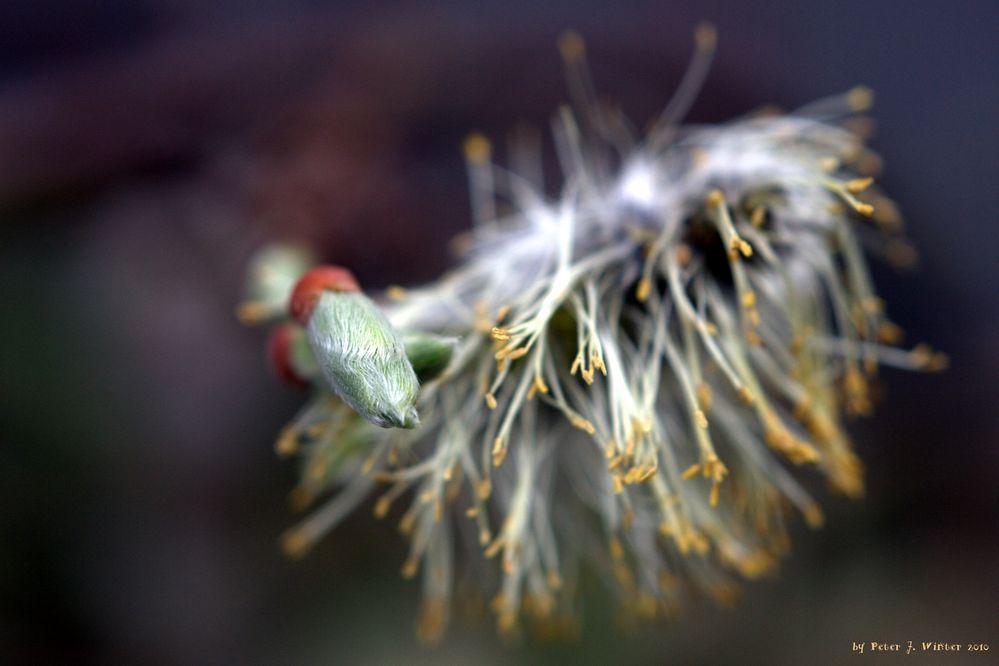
[1,1,997,663]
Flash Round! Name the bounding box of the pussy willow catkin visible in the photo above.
[239,25,945,642]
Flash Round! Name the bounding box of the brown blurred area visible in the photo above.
[1,1,997,664]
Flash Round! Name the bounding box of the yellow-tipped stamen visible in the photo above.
[386,285,408,301]
[235,301,269,325]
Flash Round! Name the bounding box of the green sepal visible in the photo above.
[403,332,457,383]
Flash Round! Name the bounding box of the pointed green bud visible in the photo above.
[306,291,420,429]
[403,333,457,383]
[237,243,316,325]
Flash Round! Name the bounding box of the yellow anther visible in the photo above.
[609,537,625,560]
[506,347,528,361]
[275,427,299,457]
[792,439,821,464]
[604,439,617,459]
[818,156,840,172]
[803,503,825,529]
[279,530,311,560]
[592,355,607,375]
[401,557,419,579]
[307,460,328,481]
[305,422,327,438]
[557,30,585,61]
[373,495,392,519]
[728,550,776,579]
[398,508,417,535]
[694,409,709,429]
[872,197,903,231]
[490,326,510,341]
[688,530,710,556]
[416,598,446,645]
[711,582,741,607]
[463,132,492,163]
[658,570,679,591]
[853,202,875,217]
[682,463,701,480]
[637,593,658,620]
[911,344,949,371]
[696,382,713,411]
[385,285,407,300]
[846,176,874,193]
[570,415,596,434]
[846,85,874,112]
[527,375,549,399]
[492,437,507,467]
[496,610,517,635]
[623,467,643,485]
[694,21,717,50]
[706,189,725,207]
[793,395,812,421]
[861,296,884,315]
[636,277,651,302]
[843,367,871,415]
[484,393,497,410]
[886,239,919,268]
[235,301,268,325]
[288,487,312,513]
[706,455,728,482]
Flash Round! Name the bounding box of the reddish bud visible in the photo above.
[289,265,360,323]
[267,323,309,389]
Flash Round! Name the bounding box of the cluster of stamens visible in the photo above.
[239,25,946,643]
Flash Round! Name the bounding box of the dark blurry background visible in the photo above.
[1,1,997,664]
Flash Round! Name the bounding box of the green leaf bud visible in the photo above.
[307,291,420,429]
